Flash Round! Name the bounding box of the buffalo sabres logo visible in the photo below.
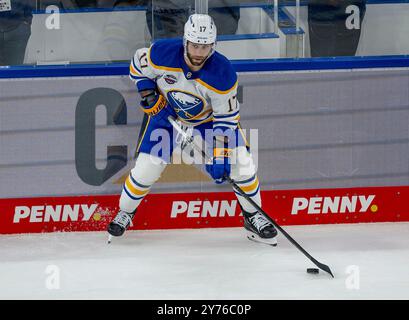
[164,74,177,84]
[167,91,205,120]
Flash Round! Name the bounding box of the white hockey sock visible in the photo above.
[119,172,152,213]
[233,174,262,213]
[119,153,167,213]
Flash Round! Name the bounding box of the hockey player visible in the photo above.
[107,14,277,245]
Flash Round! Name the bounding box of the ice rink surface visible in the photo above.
[1,222,408,300]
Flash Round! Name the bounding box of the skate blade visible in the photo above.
[246,231,278,247]
[107,234,113,244]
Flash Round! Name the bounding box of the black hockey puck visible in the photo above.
[307,268,319,274]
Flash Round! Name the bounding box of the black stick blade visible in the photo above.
[315,261,334,278]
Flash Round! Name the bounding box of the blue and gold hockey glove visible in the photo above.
[140,91,176,127]
[206,139,232,184]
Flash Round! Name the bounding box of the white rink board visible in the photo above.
[0,222,408,299]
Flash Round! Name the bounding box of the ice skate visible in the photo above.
[243,211,278,246]
[107,210,135,243]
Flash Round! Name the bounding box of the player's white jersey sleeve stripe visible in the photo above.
[213,116,239,125]
[213,120,238,126]
[213,120,238,131]
[213,110,240,120]
[213,125,237,131]
[131,57,143,76]
[130,74,149,81]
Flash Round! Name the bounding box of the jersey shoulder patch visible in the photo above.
[198,52,238,94]
[149,39,183,71]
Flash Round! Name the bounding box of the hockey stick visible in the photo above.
[168,116,334,278]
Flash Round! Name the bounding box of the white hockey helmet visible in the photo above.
[183,14,217,63]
